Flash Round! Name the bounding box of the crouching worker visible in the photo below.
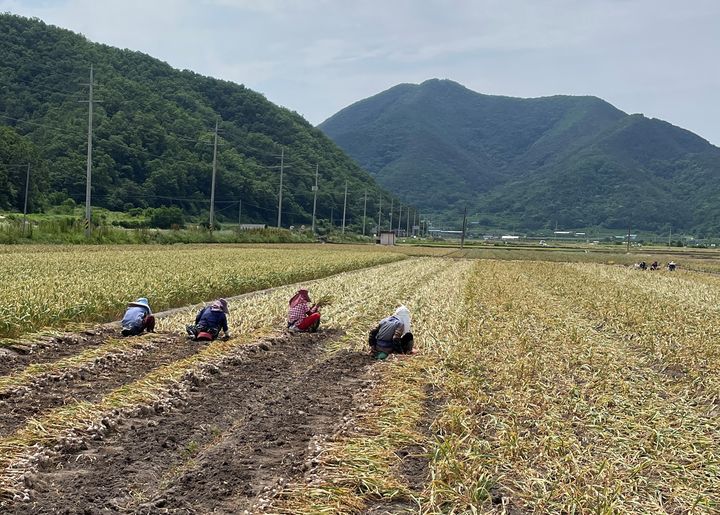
[186,298,230,341]
[287,289,321,333]
[121,297,155,337]
[368,305,414,360]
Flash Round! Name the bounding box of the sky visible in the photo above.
[2,0,719,145]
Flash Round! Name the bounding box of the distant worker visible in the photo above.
[650,261,659,271]
[639,261,647,270]
[368,305,415,360]
[287,289,321,333]
[186,298,230,341]
[668,261,677,271]
[121,297,155,336]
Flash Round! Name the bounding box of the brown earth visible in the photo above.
[0,333,203,437]
[0,326,119,377]
[6,329,379,514]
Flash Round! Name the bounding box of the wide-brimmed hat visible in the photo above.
[210,298,229,314]
[289,289,310,307]
[128,297,151,313]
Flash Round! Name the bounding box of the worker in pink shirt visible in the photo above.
[287,289,321,333]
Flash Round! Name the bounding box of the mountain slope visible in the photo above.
[0,14,390,227]
[320,79,720,233]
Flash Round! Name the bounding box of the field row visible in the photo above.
[272,260,720,513]
[0,244,403,339]
[0,258,455,510]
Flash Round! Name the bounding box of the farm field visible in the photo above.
[0,244,404,340]
[0,245,719,513]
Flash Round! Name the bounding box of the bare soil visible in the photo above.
[0,333,202,437]
[0,327,119,377]
[7,329,377,514]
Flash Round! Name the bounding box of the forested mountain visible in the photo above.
[320,79,720,234]
[0,14,391,228]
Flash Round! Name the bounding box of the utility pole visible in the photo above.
[389,198,394,231]
[341,180,348,234]
[330,206,334,227]
[460,205,468,248]
[362,190,367,236]
[668,226,672,247]
[397,204,402,234]
[626,224,632,253]
[311,163,319,233]
[238,199,242,227]
[22,163,30,236]
[377,197,382,234]
[82,65,96,237]
[413,210,417,236]
[210,118,219,231]
[277,147,284,228]
[406,207,411,236]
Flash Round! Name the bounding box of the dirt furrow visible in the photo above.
[9,328,374,514]
[155,346,372,514]
[0,333,204,438]
[0,327,119,377]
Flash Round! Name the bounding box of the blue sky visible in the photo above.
[2,0,720,144]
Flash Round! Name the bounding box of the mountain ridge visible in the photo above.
[0,13,392,228]
[320,78,720,233]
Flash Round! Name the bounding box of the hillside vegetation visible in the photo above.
[320,79,720,234]
[0,14,391,229]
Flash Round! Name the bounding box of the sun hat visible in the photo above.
[211,298,229,314]
[128,297,151,313]
[289,289,310,307]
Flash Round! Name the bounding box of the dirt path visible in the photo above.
[0,332,203,437]
[9,329,376,514]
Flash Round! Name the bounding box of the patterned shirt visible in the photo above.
[288,300,310,324]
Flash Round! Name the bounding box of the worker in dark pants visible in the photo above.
[186,298,230,341]
[368,305,414,360]
[120,297,155,336]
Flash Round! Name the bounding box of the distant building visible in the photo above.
[501,235,519,240]
[378,231,396,246]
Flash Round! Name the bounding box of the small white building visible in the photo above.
[378,231,396,246]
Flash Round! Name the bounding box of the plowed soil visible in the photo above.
[0,327,119,377]
[0,333,202,437]
[7,329,377,514]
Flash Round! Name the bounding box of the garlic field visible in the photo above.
[0,247,718,513]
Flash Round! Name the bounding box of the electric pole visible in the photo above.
[22,163,30,236]
[397,204,402,234]
[406,207,411,236]
[82,65,96,237]
[238,199,242,227]
[460,205,468,248]
[413,210,417,236]
[341,180,348,234]
[277,147,284,228]
[377,197,382,234]
[389,198,394,230]
[311,163,319,233]
[210,118,219,231]
[362,190,367,236]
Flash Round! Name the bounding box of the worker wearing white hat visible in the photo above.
[368,305,414,360]
[121,297,155,336]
